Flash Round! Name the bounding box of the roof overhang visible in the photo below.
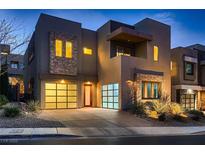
[135,68,164,76]
[107,27,152,43]
[173,85,205,91]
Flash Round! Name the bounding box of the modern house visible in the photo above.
[171,44,205,110]
[24,13,171,110]
[0,44,24,101]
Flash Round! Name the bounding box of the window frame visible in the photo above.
[184,61,194,76]
[153,45,159,62]
[141,81,161,99]
[83,47,93,55]
[55,39,63,57]
[65,41,72,58]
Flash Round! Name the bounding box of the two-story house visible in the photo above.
[0,44,24,101]
[24,14,171,110]
[171,44,205,110]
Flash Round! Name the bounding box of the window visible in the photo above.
[102,83,119,109]
[83,47,92,55]
[153,46,159,62]
[185,62,194,75]
[66,41,72,58]
[10,61,18,69]
[170,61,173,70]
[181,94,195,110]
[116,46,131,56]
[55,39,62,57]
[142,82,160,99]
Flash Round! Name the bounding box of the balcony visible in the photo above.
[107,26,152,43]
[108,27,152,59]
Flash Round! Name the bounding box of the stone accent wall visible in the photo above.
[134,73,164,102]
[49,32,78,75]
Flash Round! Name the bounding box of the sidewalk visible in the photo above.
[1,127,205,138]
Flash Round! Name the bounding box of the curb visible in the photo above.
[0,127,205,138]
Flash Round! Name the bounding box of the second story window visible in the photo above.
[55,39,62,57]
[66,41,72,58]
[185,62,194,75]
[153,45,159,62]
[116,46,131,57]
[10,61,19,69]
[83,47,92,55]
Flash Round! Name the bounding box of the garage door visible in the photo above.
[102,83,119,110]
[45,83,77,109]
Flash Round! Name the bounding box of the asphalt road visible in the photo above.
[1,134,205,145]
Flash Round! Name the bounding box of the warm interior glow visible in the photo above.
[116,52,130,56]
[55,39,62,57]
[83,47,92,55]
[45,82,77,109]
[153,46,159,62]
[170,61,173,70]
[60,80,65,84]
[66,41,72,58]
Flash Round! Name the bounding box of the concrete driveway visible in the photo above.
[38,108,154,128]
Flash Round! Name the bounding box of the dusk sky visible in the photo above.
[0,9,205,51]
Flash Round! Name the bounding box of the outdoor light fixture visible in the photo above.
[85,81,91,85]
[187,88,193,94]
[60,79,65,83]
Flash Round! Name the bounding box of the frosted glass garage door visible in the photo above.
[102,83,119,109]
[45,83,77,109]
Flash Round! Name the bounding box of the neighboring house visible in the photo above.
[171,44,205,110]
[0,44,24,101]
[24,13,171,110]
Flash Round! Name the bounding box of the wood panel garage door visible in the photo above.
[45,83,77,109]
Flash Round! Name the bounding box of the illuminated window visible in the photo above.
[66,41,72,58]
[170,61,173,70]
[83,48,92,55]
[55,39,62,57]
[142,82,161,99]
[153,46,159,62]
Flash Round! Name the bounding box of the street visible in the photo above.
[1,134,205,145]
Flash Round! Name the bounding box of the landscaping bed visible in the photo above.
[0,96,65,128]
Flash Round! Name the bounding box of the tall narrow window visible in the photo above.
[170,61,173,70]
[66,41,72,58]
[83,47,92,55]
[55,39,62,57]
[153,46,159,62]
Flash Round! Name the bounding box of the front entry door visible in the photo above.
[84,85,92,107]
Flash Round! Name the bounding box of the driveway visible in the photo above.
[37,108,154,128]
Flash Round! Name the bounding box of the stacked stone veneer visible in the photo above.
[134,73,164,102]
[49,32,78,75]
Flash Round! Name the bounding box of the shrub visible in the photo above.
[188,110,204,121]
[26,100,40,112]
[168,102,184,115]
[4,107,20,117]
[148,111,158,119]
[158,113,167,121]
[0,95,9,107]
[173,114,188,122]
[135,102,146,116]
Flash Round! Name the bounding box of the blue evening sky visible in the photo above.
[0,9,205,51]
